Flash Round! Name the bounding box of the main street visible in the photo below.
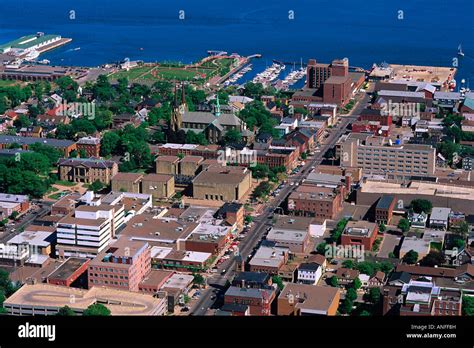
[190,92,368,315]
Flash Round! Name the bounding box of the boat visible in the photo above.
[37,59,50,65]
[458,44,464,57]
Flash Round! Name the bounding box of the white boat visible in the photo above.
[458,44,464,57]
[38,59,50,65]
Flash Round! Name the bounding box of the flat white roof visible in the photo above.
[7,231,54,247]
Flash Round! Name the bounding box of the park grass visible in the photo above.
[55,180,77,187]
[49,191,66,200]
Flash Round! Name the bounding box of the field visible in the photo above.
[108,57,238,85]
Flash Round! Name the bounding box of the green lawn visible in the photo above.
[55,180,77,187]
[49,191,67,200]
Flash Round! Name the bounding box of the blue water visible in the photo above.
[0,0,473,84]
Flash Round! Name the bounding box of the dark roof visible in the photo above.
[376,195,396,210]
[233,271,270,284]
[298,262,320,271]
[220,303,249,313]
[388,271,411,284]
[216,202,243,215]
[58,158,117,169]
[0,135,74,148]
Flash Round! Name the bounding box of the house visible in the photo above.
[368,271,386,288]
[334,267,360,286]
[444,246,473,266]
[409,211,428,229]
[297,262,322,285]
[429,207,451,230]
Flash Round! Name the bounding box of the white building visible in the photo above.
[297,262,322,285]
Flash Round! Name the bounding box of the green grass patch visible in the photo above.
[49,191,66,200]
[55,180,77,187]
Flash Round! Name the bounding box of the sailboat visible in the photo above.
[458,44,464,57]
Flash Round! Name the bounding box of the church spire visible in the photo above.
[214,94,221,117]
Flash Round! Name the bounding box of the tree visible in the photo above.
[0,268,16,296]
[330,218,349,243]
[420,251,444,267]
[359,310,371,316]
[244,215,253,224]
[272,275,284,291]
[250,164,270,179]
[410,199,433,214]
[330,276,339,287]
[192,273,205,286]
[398,218,410,233]
[352,277,362,290]
[342,260,355,269]
[100,131,121,156]
[253,181,271,199]
[89,180,104,193]
[462,296,474,316]
[403,250,419,265]
[342,298,354,314]
[315,242,327,256]
[379,223,386,233]
[368,287,381,304]
[83,303,111,316]
[355,261,377,277]
[56,306,76,316]
[223,128,242,145]
[456,221,469,237]
[346,288,357,302]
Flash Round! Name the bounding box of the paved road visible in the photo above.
[0,202,51,244]
[190,93,368,315]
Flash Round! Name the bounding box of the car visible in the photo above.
[330,259,339,265]
[221,269,227,275]
[181,307,190,312]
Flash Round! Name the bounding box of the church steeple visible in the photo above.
[171,84,183,132]
[214,94,221,117]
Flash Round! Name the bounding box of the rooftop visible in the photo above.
[279,283,339,314]
[4,283,165,315]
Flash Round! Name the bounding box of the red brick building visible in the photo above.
[288,184,344,222]
[88,238,151,292]
[224,286,276,316]
[76,136,101,158]
[341,221,379,250]
[47,257,90,287]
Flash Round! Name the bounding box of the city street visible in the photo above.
[190,92,368,315]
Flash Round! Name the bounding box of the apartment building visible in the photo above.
[88,237,151,292]
[339,134,436,178]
